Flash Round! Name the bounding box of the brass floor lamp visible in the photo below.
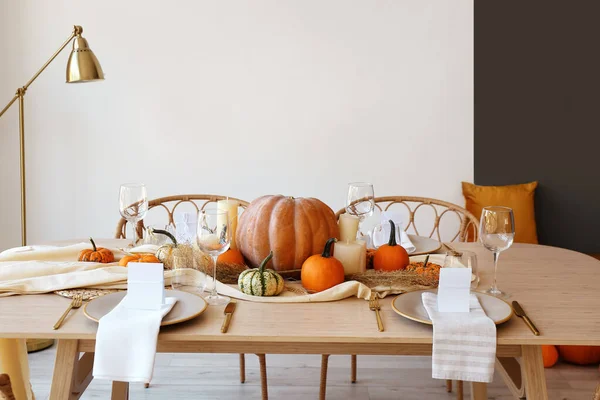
[0,26,104,400]
[0,25,104,247]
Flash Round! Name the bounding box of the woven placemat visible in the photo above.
[54,288,124,301]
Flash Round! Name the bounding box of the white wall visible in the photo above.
[0,1,473,250]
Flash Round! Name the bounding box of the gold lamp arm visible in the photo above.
[0,25,82,246]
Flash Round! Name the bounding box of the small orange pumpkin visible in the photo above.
[217,249,245,266]
[542,345,559,368]
[118,253,161,267]
[373,220,409,271]
[78,238,114,263]
[301,238,345,293]
[557,345,600,365]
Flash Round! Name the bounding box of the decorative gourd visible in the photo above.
[118,253,161,267]
[373,220,409,271]
[238,251,284,296]
[557,345,600,365]
[301,238,345,293]
[154,229,179,264]
[78,238,114,263]
[237,195,340,271]
[542,345,559,368]
[217,249,245,266]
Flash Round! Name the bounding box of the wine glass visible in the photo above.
[479,206,515,297]
[346,182,375,237]
[119,183,148,247]
[196,209,231,306]
[171,255,185,290]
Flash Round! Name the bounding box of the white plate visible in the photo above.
[391,289,513,325]
[83,289,208,326]
[407,234,442,255]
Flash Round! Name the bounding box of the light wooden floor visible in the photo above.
[28,345,598,399]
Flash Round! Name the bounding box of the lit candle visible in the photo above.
[217,199,239,250]
[333,240,365,275]
[339,214,359,243]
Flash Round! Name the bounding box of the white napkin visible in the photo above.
[92,296,177,382]
[422,292,496,383]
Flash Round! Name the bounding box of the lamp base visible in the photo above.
[26,339,54,353]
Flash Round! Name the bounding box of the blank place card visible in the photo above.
[125,263,165,310]
[437,267,472,313]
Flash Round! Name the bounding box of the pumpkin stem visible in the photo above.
[388,220,398,246]
[89,237,97,252]
[259,251,274,274]
[153,229,178,246]
[322,238,337,258]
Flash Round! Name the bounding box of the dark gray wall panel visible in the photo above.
[475,2,600,253]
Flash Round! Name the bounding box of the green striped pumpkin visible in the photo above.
[238,251,284,296]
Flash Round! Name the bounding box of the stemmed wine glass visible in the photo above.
[119,183,148,247]
[196,209,231,306]
[479,206,515,297]
[346,182,375,237]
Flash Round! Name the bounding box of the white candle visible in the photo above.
[334,240,365,275]
[217,199,239,250]
[356,238,367,273]
[339,214,359,243]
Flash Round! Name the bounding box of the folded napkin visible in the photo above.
[371,219,416,253]
[93,296,177,383]
[422,292,496,383]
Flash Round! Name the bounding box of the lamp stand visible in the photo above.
[0,27,84,246]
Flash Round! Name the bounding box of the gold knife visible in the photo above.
[512,301,540,336]
[221,300,237,333]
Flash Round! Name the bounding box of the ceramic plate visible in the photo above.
[83,289,208,326]
[407,234,442,255]
[391,289,513,325]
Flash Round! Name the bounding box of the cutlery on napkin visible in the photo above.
[221,300,236,333]
[512,301,540,336]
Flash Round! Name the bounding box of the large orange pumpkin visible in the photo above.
[373,220,409,271]
[301,238,345,293]
[542,345,559,368]
[557,346,600,365]
[237,195,340,271]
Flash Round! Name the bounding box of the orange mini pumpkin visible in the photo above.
[118,253,161,267]
[373,220,409,271]
[301,238,345,293]
[217,249,245,266]
[557,345,600,365]
[542,345,559,368]
[78,238,114,263]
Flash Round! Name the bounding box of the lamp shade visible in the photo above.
[66,36,104,83]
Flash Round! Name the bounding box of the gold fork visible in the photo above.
[53,294,83,330]
[369,293,384,332]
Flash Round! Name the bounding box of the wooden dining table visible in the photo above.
[0,241,599,400]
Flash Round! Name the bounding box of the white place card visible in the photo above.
[125,263,165,310]
[437,267,472,313]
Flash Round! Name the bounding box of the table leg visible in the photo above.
[521,345,548,400]
[470,382,487,400]
[0,339,33,400]
[49,339,79,400]
[111,381,129,400]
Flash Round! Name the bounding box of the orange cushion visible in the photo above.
[462,181,538,244]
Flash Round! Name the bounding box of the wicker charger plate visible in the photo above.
[54,288,124,301]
